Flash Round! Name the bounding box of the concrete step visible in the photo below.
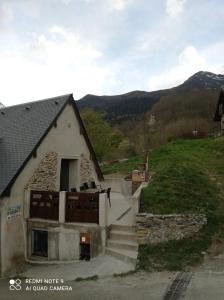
[105,247,138,265]
[110,231,137,242]
[111,224,136,233]
[116,207,132,221]
[107,239,138,251]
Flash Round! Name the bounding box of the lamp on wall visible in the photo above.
[90,181,96,189]
[83,182,89,190]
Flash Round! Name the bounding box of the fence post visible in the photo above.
[99,193,107,252]
[99,193,107,227]
[59,191,66,223]
[24,189,30,219]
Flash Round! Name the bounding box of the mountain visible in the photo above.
[77,90,168,123]
[77,71,224,124]
[0,103,4,109]
[177,71,224,91]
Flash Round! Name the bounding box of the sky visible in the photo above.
[0,0,224,105]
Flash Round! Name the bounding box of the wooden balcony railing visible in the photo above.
[29,190,100,224]
[65,192,99,224]
[30,191,59,221]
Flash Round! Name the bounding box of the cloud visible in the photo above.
[0,26,117,104]
[0,1,13,30]
[0,0,39,32]
[109,0,129,11]
[18,0,39,18]
[61,0,73,5]
[148,45,223,91]
[81,0,131,11]
[166,0,186,17]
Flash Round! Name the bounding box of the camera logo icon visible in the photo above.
[9,279,22,291]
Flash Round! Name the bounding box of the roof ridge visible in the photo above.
[0,93,73,111]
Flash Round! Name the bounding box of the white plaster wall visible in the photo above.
[58,228,80,260]
[221,114,224,131]
[0,103,102,275]
[102,178,132,197]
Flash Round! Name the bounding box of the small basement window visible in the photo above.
[32,229,48,257]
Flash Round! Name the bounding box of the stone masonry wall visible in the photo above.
[136,213,207,245]
[25,152,58,191]
[80,153,93,184]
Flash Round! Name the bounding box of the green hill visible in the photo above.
[138,137,224,270]
[102,138,224,270]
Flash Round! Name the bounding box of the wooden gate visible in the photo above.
[30,191,59,221]
[65,192,99,224]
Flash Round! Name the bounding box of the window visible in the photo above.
[32,230,48,257]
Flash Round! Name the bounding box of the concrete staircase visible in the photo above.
[105,224,138,265]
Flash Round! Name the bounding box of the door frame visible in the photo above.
[58,155,80,192]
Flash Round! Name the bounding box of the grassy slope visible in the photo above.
[102,156,144,175]
[138,138,224,271]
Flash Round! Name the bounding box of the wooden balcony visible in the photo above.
[29,190,100,224]
[30,191,59,221]
[65,192,99,224]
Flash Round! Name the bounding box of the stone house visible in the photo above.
[0,94,107,276]
[214,87,224,132]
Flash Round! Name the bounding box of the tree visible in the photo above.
[81,108,127,160]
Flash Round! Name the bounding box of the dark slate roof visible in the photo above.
[214,88,224,121]
[0,94,103,197]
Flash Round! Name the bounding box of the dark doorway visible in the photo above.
[80,232,91,260]
[80,244,90,260]
[32,230,48,257]
[60,159,70,191]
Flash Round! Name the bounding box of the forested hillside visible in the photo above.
[79,71,223,159]
[77,71,223,125]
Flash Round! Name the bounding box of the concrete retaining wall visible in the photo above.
[136,213,207,245]
[27,220,103,261]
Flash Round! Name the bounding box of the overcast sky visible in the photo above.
[0,0,224,105]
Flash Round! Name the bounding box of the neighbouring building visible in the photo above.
[214,87,224,132]
[0,94,107,276]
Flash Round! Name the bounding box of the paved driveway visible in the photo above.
[185,254,224,300]
[1,254,224,300]
[21,255,134,281]
[0,271,172,300]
